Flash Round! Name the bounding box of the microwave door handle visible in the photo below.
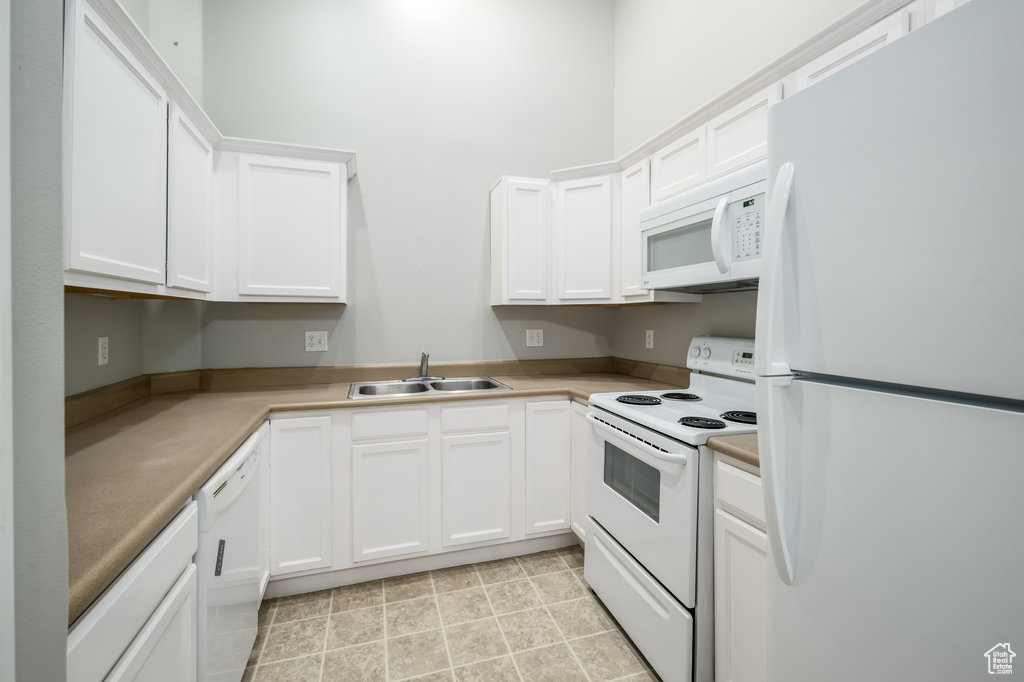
[585,413,688,466]
[710,195,729,274]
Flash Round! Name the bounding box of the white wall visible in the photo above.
[199,0,616,366]
[613,0,867,155]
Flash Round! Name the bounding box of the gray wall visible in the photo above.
[199,0,617,367]
[119,0,204,103]
[612,0,867,155]
[12,0,66,677]
[610,293,758,367]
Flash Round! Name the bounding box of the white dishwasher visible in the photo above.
[196,422,268,682]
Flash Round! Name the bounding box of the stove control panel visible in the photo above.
[686,336,755,378]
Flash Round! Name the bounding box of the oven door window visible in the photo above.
[603,442,660,522]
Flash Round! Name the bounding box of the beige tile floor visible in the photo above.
[244,545,661,681]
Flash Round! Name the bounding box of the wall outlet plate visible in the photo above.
[645,329,654,349]
[98,336,109,366]
[526,329,544,347]
[304,330,328,352]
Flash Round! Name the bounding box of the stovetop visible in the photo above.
[589,373,757,446]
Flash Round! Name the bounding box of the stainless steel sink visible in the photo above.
[431,378,506,392]
[348,376,511,399]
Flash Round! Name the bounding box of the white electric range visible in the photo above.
[583,336,757,682]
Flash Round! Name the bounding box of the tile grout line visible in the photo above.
[429,569,457,681]
[481,559,526,682]
[381,580,391,682]
[533,555,595,682]
[317,591,333,682]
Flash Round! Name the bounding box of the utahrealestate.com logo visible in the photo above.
[985,643,1015,675]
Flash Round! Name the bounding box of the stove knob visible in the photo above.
[690,347,701,358]
[701,347,712,359]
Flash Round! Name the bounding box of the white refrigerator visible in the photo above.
[756,0,1024,680]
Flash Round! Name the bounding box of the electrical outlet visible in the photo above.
[526,329,544,347]
[304,331,328,352]
[98,336,109,366]
[645,329,655,349]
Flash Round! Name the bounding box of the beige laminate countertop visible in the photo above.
[707,433,760,468]
[66,372,676,625]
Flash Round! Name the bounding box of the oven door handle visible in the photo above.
[585,413,688,466]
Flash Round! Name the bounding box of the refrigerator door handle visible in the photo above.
[755,162,795,376]
[710,195,730,274]
[758,376,797,585]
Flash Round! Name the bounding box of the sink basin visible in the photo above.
[431,378,505,392]
[352,381,430,397]
[348,376,511,399]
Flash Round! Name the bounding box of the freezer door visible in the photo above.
[759,0,1024,400]
[758,376,1024,682]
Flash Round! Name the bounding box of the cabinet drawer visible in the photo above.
[351,408,429,441]
[440,402,511,434]
[67,502,198,682]
[714,458,765,530]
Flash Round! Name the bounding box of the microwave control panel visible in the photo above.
[731,193,764,262]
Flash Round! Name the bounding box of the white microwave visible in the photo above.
[641,160,767,293]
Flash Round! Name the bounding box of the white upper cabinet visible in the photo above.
[166,104,213,293]
[64,0,168,285]
[554,176,614,302]
[618,159,651,300]
[650,127,706,202]
[706,85,779,180]
[790,9,910,93]
[490,177,551,305]
[236,154,346,299]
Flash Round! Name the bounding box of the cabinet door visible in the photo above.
[166,104,213,293]
[237,155,345,298]
[650,127,706,202]
[792,10,909,93]
[706,85,779,180]
[569,402,595,541]
[490,177,551,304]
[555,176,613,301]
[714,509,767,682]
[524,401,571,534]
[352,438,430,562]
[269,416,333,575]
[618,160,650,300]
[106,565,197,682]
[441,432,512,547]
[64,1,168,284]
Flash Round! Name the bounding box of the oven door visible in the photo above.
[585,409,699,607]
[641,195,732,290]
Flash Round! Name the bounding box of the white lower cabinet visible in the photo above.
[269,416,333,576]
[569,401,592,541]
[441,431,513,547]
[525,400,571,535]
[352,437,431,562]
[713,454,767,682]
[67,502,198,682]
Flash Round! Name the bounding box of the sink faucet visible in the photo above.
[404,352,444,382]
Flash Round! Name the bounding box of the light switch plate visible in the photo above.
[304,331,328,352]
[98,336,109,366]
[526,329,544,347]
[645,329,654,349]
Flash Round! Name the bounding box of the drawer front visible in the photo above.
[68,502,198,682]
[351,408,429,441]
[714,458,766,529]
[440,402,511,434]
[584,520,693,682]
